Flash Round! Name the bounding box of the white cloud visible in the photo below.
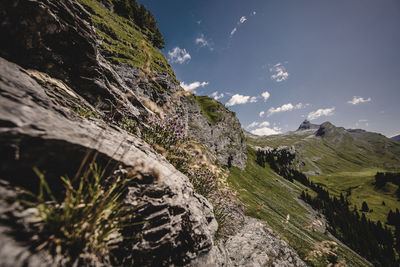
[211,91,224,100]
[251,126,281,136]
[195,36,208,47]
[250,96,258,103]
[267,102,304,116]
[195,34,213,51]
[247,121,270,129]
[230,27,237,37]
[347,96,371,105]
[259,111,265,117]
[180,81,209,93]
[226,94,251,106]
[295,103,304,109]
[270,62,289,82]
[307,107,335,120]
[239,16,247,24]
[168,47,191,64]
[197,20,202,25]
[259,121,270,127]
[247,122,259,128]
[261,91,270,101]
[252,11,256,15]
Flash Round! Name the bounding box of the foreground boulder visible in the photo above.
[0,57,217,266]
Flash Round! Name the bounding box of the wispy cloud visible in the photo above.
[230,27,237,37]
[226,94,257,106]
[210,91,224,100]
[259,111,265,117]
[195,34,213,51]
[261,91,270,101]
[307,107,335,120]
[230,13,255,37]
[250,126,281,136]
[180,81,208,93]
[267,102,304,116]
[168,47,191,64]
[347,96,371,105]
[270,62,289,82]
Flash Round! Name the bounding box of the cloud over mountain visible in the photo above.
[307,107,335,120]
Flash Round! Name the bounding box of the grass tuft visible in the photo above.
[18,161,139,264]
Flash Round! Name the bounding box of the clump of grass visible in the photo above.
[194,96,225,125]
[118,117,138,134]
[74,106,99,119]
[19,162,139,265]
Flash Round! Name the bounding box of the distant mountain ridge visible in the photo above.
[249,120,400,174]
[392,135,400,141]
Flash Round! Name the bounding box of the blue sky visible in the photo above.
[139,0,400,137]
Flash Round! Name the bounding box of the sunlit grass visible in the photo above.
[228,147,371,266]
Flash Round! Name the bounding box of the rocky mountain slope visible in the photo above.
[0,0,306,266]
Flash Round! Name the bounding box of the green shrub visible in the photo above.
[19,162,138,264]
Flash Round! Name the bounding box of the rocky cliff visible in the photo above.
[0,0,303,266]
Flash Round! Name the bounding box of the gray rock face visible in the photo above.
[114,64,247,169]
[0,57,217,266]
[194,217,307,267]
[297,120,319,131]
[224,217,306,267]
[182,97,247,169]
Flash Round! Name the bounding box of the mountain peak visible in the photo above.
[315,121,337,137]
[297,120,320,131]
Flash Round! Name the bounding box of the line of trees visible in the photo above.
[256,148,310,185]
[111,0,165,49]
[301,189,398,266]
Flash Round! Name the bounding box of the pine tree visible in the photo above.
[361,201,369,212]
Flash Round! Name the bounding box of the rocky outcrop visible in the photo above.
[224,217,306,267]
[194,217,307,267]
[297,120,319,131]
[0,57,217,266]
[0,0,148,123]
[182,96,247,169]
[113,64,247,169]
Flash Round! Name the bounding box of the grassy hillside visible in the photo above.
[248,125,400,225]
[78,0,177,80]
[228,147,370,266]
